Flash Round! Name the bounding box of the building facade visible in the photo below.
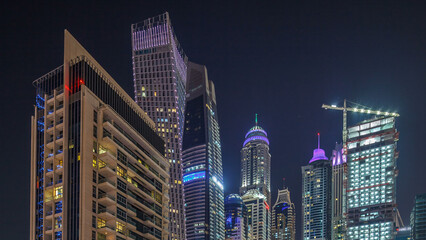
[346,117,399,239]
[272,188,296,240]
[411,193,426,239]
[242,189,270,240]
[182,62,225,239]
[30,31,170,240]
[396,227,412,240]
[225,194,248,240]
[131,12,187,240]
[240,117,271,203]
[331,143,347,239]
[301,135,332,240]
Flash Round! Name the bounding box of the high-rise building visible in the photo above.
[240,117,271,240]
[240,116,271,203]
[131,12,187,239]
[225,194,248,240]
[301,134,332,240]
[30,30,170,240]
[182,62,225,239]
[272,187,296,240]
[346,117,399,239]
[396,227,412,240]
[411,193,426,239]
[242,189,270,240]
[331,143,347,239]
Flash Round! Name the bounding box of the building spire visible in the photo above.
[317,132,320,149]
[255,113,258,126]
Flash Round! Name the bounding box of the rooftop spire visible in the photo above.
[317,132,320,149]
[255,113,258,125]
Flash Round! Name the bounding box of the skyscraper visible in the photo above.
[30,30,170,240]
[301,134,332,240]
[272,187,296,240]
[131,12,187,239]
[239,117,271,240]
[411,193,426,239]
[182,62,225,239]
[225,194,248,240]
[331,143,347,239]
[240,116,271,204]
[346,117,399,239]
[242,189,270,240]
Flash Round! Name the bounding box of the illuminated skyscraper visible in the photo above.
[331,143,347,239]
[182,62,224,239]
[272,187,296,240]
[225,194,248,240]
[242,189,270,240]
[346,117,399,239]
[240,115,271,203]
[240,116,271,240]
[410,193,426,239]
[301,134,332,240]
[30,31,170,240]
[131,12,187,239]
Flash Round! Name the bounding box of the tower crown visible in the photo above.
[309,133,328,164]
[243,114,269,146]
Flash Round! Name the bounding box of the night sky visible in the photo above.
[1,1,426,239]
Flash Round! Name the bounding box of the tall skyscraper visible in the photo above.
[411,193,426,239]
[346,117,399,239]
[331,143,347,239]
[225,194,248,240]
[30,30,170,240]
[272,186,296,240]
[301,134,332,240]
[182,62,225,239]
[131,12,187,239]
[240,116,271,203]
[242,189,270,240]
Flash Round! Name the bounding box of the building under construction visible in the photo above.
[322,100,402,239]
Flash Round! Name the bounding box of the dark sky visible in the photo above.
[1,1,426,239]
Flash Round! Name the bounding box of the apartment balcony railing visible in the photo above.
[98,192,116,202]
[56,105,63,111]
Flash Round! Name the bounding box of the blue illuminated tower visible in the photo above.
[225,194,248,240]
[182,62,224,240]
[301,134,332,240]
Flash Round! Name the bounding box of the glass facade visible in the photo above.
[182,62,224,240]
[346,117,399,239]
[411,193,426,239]
[131,12,187,240]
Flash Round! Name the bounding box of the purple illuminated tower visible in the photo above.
[301,134,332,240]
[240,114,271,203]
[131,12,187,240]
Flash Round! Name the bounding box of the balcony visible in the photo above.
[98,208,115,220]
[98,151,116,166]
[98,178,116,192]
[99,164,116,177]
[98,193,116,206]
[97,225,116,235]
[127,204,137,216]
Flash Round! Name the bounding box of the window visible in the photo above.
[93,170,97,183]
[116,221,125,234]
[97,218,106,228]
[55,216,62,229]
[93,126,97,138]
[117,208,127,221]
[92,201,97,213]
[117,193,127,207]
[54,186,63,199]
[92,231,96,240]
[94,110,98,123]
[92,186,97,198]
[92,216,96,228]
[55,201,62,214]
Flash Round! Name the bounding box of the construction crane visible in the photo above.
[322,99,400,144]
